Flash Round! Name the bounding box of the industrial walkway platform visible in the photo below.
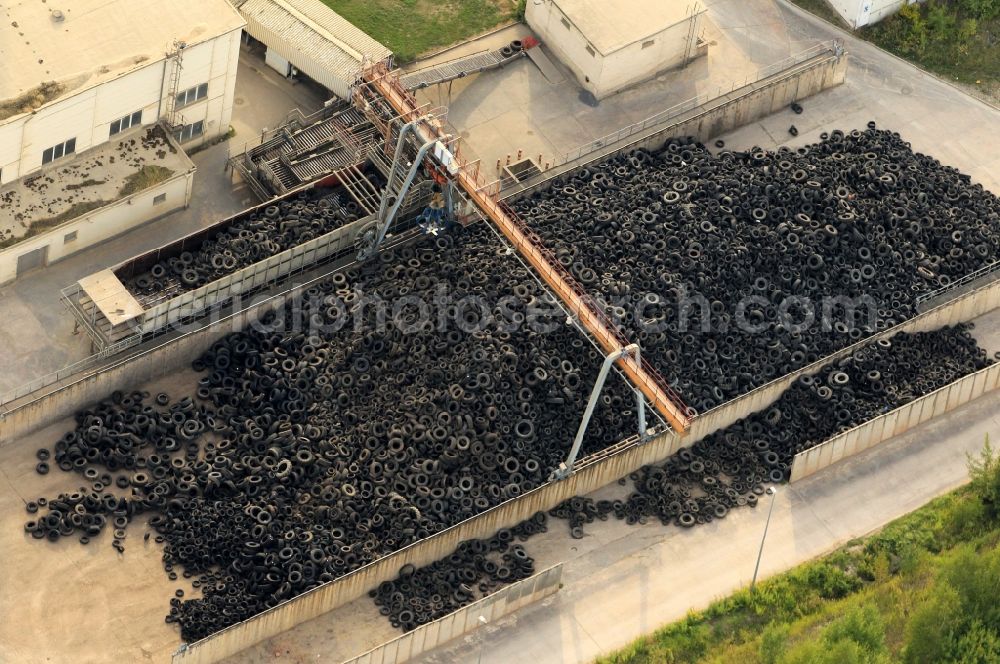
[401,46,528,90]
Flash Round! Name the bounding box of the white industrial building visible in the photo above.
[0,0,244,281]
[827,0,920,28]
[234,0,392,100]
[0,0,245,184]
[526,0,706,100]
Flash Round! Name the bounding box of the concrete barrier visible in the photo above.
[790,362,1000,482]
[504,47,848,200]
[335,565,562,664]
[156,427,680,664]
[685,278,1000,446]
[171,565,562,664]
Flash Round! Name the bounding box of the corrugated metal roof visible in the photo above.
[236,0,391,96]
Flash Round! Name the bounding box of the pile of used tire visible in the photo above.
[369,324,992,634]
[370,513,548,631]
[25,224,636,641]
[550,324,992,534]
[510,128,1000,411]
[121,185,374,296]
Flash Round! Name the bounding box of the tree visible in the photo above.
[903,585,962,664]
[967,434,1000,519]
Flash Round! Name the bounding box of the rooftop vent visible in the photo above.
[51,10,65,22]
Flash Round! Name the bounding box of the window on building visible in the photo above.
[642,39,655,49]
[175,83,209,108]
[586,45,596,57]
[153,193,167,205]
[110,110,143,136]
[64,230,78,243]
[560,16,571,29]
[173,120,204,143]
[42,138,76,165]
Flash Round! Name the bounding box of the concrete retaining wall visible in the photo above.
[627,52,848,151]
[791,362,1000,482]
[0,282,299,443]
[157,428,682,664]
[685,278,1000,446]
[334,564,562,664]
[503,47,848,201]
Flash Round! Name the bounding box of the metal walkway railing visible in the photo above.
[357,60,693,432]
[400,47,527,90]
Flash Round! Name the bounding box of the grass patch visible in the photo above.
[0,81,65,121]
[790,0,1000,103]
[65,179,107,190]
[597,437,1000,664]
[860,1,1000,99]
[321,0,517,62]
[119,165,175,197]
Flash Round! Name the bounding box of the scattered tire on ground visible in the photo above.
[511,129,1000,411]
[373,325,993,634]
[550,325,992,535]
[370,513,547,631]
[25,224,635,641]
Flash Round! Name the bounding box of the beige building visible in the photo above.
[0,0,243,281]
[526,0,706,100]
[0,0,245,185]
[234,0,391,100]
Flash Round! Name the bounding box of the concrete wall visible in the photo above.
[687,277,1000,447]
[593,15,703,99]
[137,213,371,334]
[526,0,702,100]
[0,28,240,182]
[0,167,195,285]
[173,565,563,664]
[502,46,847,200]
[627,52,848,150]
[150,427,682,664]
[791,362,1000,482]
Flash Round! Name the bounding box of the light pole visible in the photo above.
[476,615,488,664]
[750,486,778,592]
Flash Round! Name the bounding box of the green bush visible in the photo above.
[760,622,790,664]
[823,604,887,656]
[903,585,962,664]
[959,0,1000,19]
[782,604,889,664]
[805,563,863,600]
[952,620,1000,662]
[968,435,1000,518]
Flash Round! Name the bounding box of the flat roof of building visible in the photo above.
[0,126,195,245]
[552,0,704,55]
[0,0,245,118]
[235,0,391,84]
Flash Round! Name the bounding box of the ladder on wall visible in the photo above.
[163,40,187,134]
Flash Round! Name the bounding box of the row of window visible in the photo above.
[173,120,204,143]
[110,110,143,136]
[176,83,208,109]
[39,82,210,166]
[42,138,76,165]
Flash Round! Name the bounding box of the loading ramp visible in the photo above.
[400,43,530,91]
